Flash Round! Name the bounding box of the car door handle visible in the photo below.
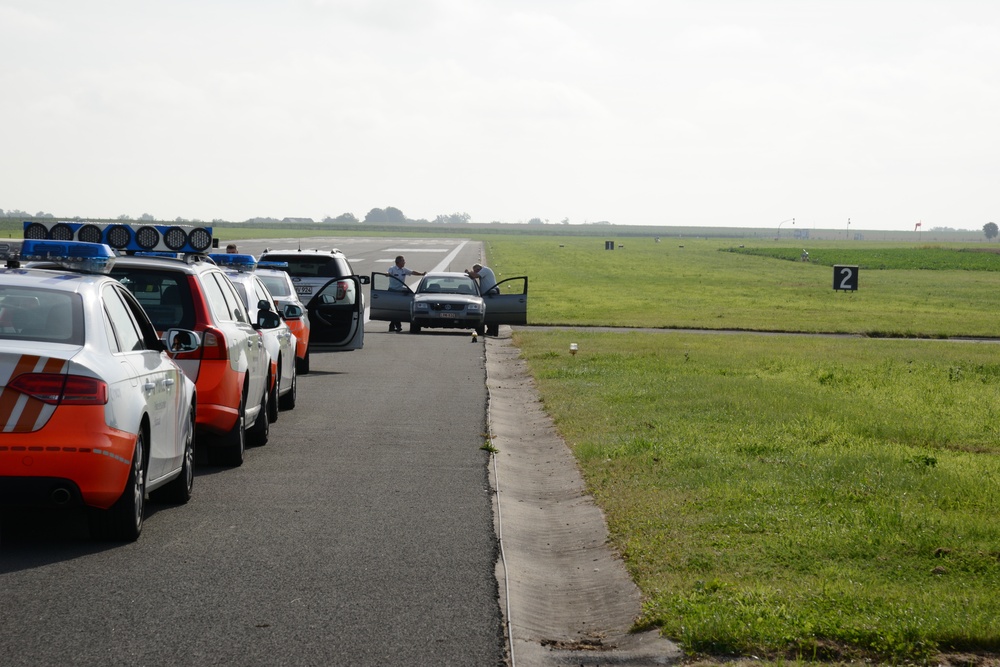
[164,378,175,389]
[143,382,155,393]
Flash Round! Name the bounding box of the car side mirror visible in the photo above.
[358,275,370,285]
[256,310,282,330]
[282,303,303,320]
[163,329,202,354]
[257,299,272,312]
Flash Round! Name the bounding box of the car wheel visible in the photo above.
[247,384,270,447]
[475,324,485,336]
[266,371,279,423]
[487,323,500,337]
[151,404,195,505]
[89,429,146,542]
[212,390,246,466]
[296,348,310,375]
[279,367,297,411]
[410,323,421,333]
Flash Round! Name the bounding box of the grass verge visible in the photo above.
[513,329,1000,662]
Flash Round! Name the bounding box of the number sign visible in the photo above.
[833,265,859,291]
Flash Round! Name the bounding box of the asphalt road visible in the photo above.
[0,238,505,666]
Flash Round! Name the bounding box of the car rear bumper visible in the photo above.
[0,411,137,509]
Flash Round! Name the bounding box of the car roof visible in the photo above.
[261,248,346,257]
[0,267,112,292]
[112,254,221,274]
[423,271,472,279]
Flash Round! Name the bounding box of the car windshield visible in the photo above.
[0,287,84,345]
[109,268,196,331]
[417,276,479,295]
[262,255,346,278]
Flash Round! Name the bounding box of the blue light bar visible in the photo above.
[256,260,289,270]
[18,239,116,274]
[209,253,257,271]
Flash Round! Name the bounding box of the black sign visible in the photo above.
[833,265,859,291]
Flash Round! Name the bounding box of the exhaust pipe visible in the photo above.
[50,487,72,505]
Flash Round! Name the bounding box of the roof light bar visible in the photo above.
[15,239,116,274]
[209,253,258,271]
[23,221,214,254]
[256,260,289,270]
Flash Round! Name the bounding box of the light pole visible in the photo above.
[846,218,851,239]
[776,218,794,240]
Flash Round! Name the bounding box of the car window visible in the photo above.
[418,277,478,295]
[0,287,83,344]
[258,274,291,298]
[102,283,145,352]
[209,272,249,324]
[252,277,273,312]
[261,255,351,278]
[110,268,195,330]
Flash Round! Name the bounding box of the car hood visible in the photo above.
[413,294,482,306]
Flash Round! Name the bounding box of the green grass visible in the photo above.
[484,236,1000,338]
[513,330,1000,662]
[476,234,1000,663]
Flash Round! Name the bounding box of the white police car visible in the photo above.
[0,239,199,542]
[211,253,298,417]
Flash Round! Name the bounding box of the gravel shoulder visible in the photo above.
[485,330,682,666]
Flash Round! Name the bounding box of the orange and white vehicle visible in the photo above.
[211,253,298,418]
[0,239,199,542]
[255,260,312,375]
[109,248,280,466]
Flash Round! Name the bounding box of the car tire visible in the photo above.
[212,390,246,467]
[266,372,279,423]
[296,348,310,375]
[475,324,486,336]
[89,429,146,542]
[247,384,270,447]
[279,368,297,411]
[151,404,195,505]
[487,323,500,337]
[410,323,421,333]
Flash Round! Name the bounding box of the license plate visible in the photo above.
[296,286,312,295]
[440,312,456,318]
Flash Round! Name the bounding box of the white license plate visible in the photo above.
[296,286,312,295]
[439,312,456,318]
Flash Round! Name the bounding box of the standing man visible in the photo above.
[387,255,426,332]
[465,263,497,295]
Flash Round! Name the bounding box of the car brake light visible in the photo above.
[200,326,230,360]
[8,373,108,405]
[336,280,347,301]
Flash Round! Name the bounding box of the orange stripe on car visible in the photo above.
[0,355,68,433]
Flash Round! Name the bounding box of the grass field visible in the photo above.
[482,235,1000,663]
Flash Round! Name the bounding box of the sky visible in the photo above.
[2,1,999,231]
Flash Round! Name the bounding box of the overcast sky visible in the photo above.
[3,1,998,230]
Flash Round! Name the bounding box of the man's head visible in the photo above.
[472,263,482,272]
[226,244,238,253]
[395,255,406,267]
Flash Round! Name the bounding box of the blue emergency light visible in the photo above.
[16,239,117,274]
[23,221,214,254]
[256,260,289,270]
[209,253,257,271]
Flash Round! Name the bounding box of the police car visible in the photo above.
[22,220,279,466]
[255,261,312,375]
[211,253,298,416]
[0,239,199,542]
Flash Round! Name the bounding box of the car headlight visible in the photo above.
[466,303,481,312]
[414,302,429,311]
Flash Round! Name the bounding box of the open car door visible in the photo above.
[305,276,366,349]
[369,272,414,323]
[483,276,528,335]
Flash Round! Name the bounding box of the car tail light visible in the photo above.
[8,373,108,405]
[199,326,230,360]
[336,280,348,301]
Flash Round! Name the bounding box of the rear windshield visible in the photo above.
[261,255,350,278]
[258,274,291,298]
[0,287,83,345]
[417,276,479,295]
[110,268,196,331]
